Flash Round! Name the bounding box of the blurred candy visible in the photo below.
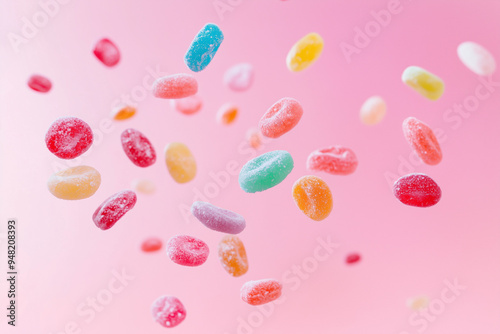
[93,38,120,67]
[216,103,238,125]
[112,105,136,121]
[306,146,358,175]
[286,32,324,72]
[346,253,361,264]
[224,63,254,92]
[457,41,496,76]
[292,175,333,221]
[93,190,137,230]
[191,201,246,234]
[166,235,209,267]
[403,117,442,165]
[121,128,156,167]
[45,117,93,159]
[259,97,303,138]
[141,238,163,252]
[132,179,156,194]
[393,173,441,207]
[47,166,101,200]
[360,96,386,125]
[246,128,263,149]
[185,23,224,72]
[151,295,186,328]
[219,235,248,277]
[165,142,197,183]
[406,296,429,311]
[239,150,294,193]
[153,74,198,99]
[28,74,52,93]
[241,279,282,305]
[172,95,202,115]
[402,66,444,101]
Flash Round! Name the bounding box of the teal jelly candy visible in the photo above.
[184,23,224,72]
[239,150,294,193]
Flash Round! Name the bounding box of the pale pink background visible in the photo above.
[1,0,499,333]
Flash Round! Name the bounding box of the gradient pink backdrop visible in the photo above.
[1,0,499,333]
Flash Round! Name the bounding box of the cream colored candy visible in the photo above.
[457,41,496,76]
[286,33,324,72]
[47,166,101,200]
[165,142,197,183]
[360,96,387,125]
[132,179,156,194]
[402,66,444,101]
[406,295,429,311]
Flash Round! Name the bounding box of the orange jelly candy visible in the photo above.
[292,175,333,221]
[218,235,249,277]
[165,142,197,183]
[47,166,101,200]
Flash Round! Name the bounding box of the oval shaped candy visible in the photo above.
[184,23,224,72]
[173,95,202,115]
[292,175,333,221]
[191,201,246,234]
[45,117,93,159]
[224,63,254,92]
[121,128,156,167]
[240,279,282,306]
[346,252,361,265]
[457,41,496,76]
[166,235,209,267]
[141,238,163,252]
[28,74,52,93]
[93,38,120,67]
[258,97,303,138]
[151,295,186,328]
[393,173,441,207]
[92,190,137,230]
[306,146,358,175]
[216,103,238,125]
[132,179,156,194]
[219,235,248,277]
[286,32,324,72]
[360,95,386,125]
[246,128,262,149]
[403,117,442,165]
[165,142,197,183]
[112,104,136,121]
[239,150,294,193]
[47,166,101,200]
[153,74,198,99]
[402,66,444,101]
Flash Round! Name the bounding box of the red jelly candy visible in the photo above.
[121,128,156,167]
[93,38,120,67]
[141,238,163,252]
[306,146,358,175]
[346,253,361,264]
[393,173,441,207]
[45,117,93,159]
[93,190,137,230]
[151,295,187,328]
[28,74,52,93]
[240,279,282,306]
[166,235,209,267]
[403,117,442,165]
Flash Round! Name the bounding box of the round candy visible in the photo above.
[165,142,197,183]
[166,235,209,266]
[219,235,248,277]
[28,74,52,93]
[184,23,224,72]
[360,96,386,125]
[112,104,136,120]
[407,296,429,311]
[286,32,324,72]
[45,117,93,159]
[153,74,198,99]
[258,97,303,138]
[93,38,120,67]
[172,95,202,115]
[401,66,444,101]
[121,128,156,168]
[239,150,294,193]
[292,175,333,221]
[47,166,101,200]
[346,253,361,265]
[92,190,137,230]
[216,103,238,125]
[246,128,262,149]
[191,201,246,234]
[393,173,441,207]
[240,279,282,306]
[224,63,254,92]
[306,146,358,175]
[141,238,163,252]
[457,41,496,76]
[151,295,186,328]
[132,179,156,194]
[403,117,442,165]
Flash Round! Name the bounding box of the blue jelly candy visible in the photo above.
[184,23,224,72]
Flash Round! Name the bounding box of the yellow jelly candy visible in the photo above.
[292,175,333,221]
[165,142,197,183]
[402,66,444,101]
[112,104,136,120]
[286,32,324,72]
[47,166,101,200]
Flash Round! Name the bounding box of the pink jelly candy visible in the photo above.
[141,238,163,252]
[258,97,303,138]
[393,173,441,207]
[45,117,93,159]
[93,38,120,67]
[191,201,246,234]
[151,295,187,328]
[153,74,198,99]
[121,128,156,167]
[166,235,209,266]
[173,95,202,115]
[93,190,137,230]
[224,63,254,92]
[28,74,52,93]
[306,146,358,175]
[346,253,361,264]
[240,279,282,306]
[403,117,442,165]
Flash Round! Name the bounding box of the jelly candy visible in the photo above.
[166,235,209,266]
[47,166,101,200]
[403,117,442,165]
[259,97,303,138]
[165,142,197,183]
[153,74,198,99]
[286,33,324,72]
[306,146,358,175]
[218,235,249,277]
[121,128,156,167]
[240,279,282,305]
[191,201,246,234]
[292,175,333,221]
[151,295,186,328]
[402,66,444,100]
[184,23,224,72]
[45,117,93,159]
[393,173,441,207]
[93,38,120,67]
[93,190,137,230]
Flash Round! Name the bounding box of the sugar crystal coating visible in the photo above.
[286,33,324,72]
[153,74,198,99]
[259,98,303,138]
[184,23,224,72]
[292,175,333,221]
[45,117,93,159]
[151,295,186,328]
[306,146,358,175]
[393,173,441,207]
[219,235,249,277]
[166,235,209,266]
[93,38,120,67]
[403,117,442,165]
[191,201,246,234]
[93,190,137,230]
[47,166,101,200]
[240,279,282,305]
[165,142,197,183]
[121,128,156,167]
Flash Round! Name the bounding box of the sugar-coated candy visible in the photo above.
[185,23,224,72]
[191,201,246,234]
[239,150,294,193]
[217,103,238,125]
[286,32,324,72]
[403,117,442,165]
[173,95,202,115]
[166,235,209,266]
[292,175,333,221]
[241,279,282,306]
[259,98,303,138]
[360,96,386,125]
[93,38,120,67]
[121,128,156,167]
[393,173,441,207]
[45,117,93,159]
[402,66,444,101]
[457,41,496,76]
[151,295,186,328]
[218,235,248,277]
[406,296,429,311]
[132,179,156,194]
[28,74,52,93]
[306,146,358,175]
[346,253,361,264]
[141,238,163,252]
[246,128,262,149]
[47,166,101,200]
[93,190,137,230]
[165,142,197,183]
[112,104,136,120]
[224,63,254,92]
[153,74,198,99]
